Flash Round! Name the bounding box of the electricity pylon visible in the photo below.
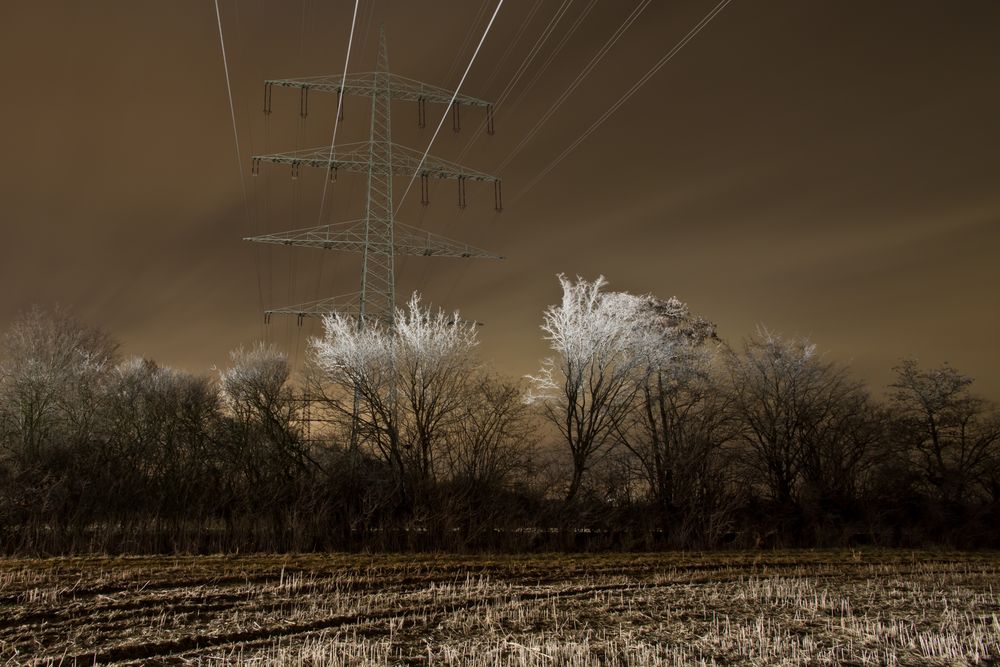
[248,27,502,328]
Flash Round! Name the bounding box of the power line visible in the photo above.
[479,0,544,94]
[213,0,264,321]
[424,0,580,217]
[403,0,551,268]
[213,0,250,220]
[453,0,582,165]
[503,0,596,110]
[485,0,596,146]
[248,27,502,328]
[408,0,572,291]
[231,0,268,340]
[511,0,734,207]
[311,0,361,342]
[360,0,378,53]
[444,0,493,84]
[402,0,581,294]
[316,0,360,226]
[490,0,596,126]
[494,0,652,174]
[394,0,505,216]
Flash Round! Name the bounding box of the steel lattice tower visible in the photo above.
[248,28,502,328]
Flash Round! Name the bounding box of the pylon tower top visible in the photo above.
[249,26,501,328]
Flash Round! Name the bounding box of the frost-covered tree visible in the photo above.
[615,297,733,543]
[0,305,117,459]
[311,294,480,504]
[220,343,293,429]
[0,306,118,532]
[219,343,304,507]
[394,295,480,488]
[529,275,672,503]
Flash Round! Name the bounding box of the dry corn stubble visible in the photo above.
[0,550,998,666]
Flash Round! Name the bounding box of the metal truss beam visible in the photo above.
[263,292,481,327]
[252,141,498,183]
[246,220,503,259]
[266,72,491,108]
[258,27,500,326]
[263,293,370,325]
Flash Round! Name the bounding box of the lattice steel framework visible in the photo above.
[248,28,501,327]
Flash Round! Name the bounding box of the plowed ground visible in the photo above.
[1,550,998,665]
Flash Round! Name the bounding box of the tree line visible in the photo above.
[1,278,998,554]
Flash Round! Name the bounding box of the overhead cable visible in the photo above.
[512,0,734,206]
[316,0,361,226]
[454,0,582,165]
[394,0,505,215]
[494,0,652,173]
[213,0,264,318]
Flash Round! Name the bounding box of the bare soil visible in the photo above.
[1,550,998,665]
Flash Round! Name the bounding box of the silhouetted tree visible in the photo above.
[219,343,306,522]
[0,306,118,536]
[726,330,877,542]
[102,358,220,523]
[439,373,536,543]
[615,296,736,544]
[3,297,1000,553]
[889,359,1000,505]
[0,305,117,457]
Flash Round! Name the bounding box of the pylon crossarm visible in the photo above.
[266,294,482,326]
[245,221,503,259]
[264,292,380,325]
[246,219,367,251]
[267,72,491,108]
[393,223,503,258]
[391,144,498,182]
[252,142,370,175]
[253,142,498,183]
[266,292,361,316]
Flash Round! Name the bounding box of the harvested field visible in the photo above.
[1,550,998,665]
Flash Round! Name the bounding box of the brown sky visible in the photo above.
[2,0,999,399]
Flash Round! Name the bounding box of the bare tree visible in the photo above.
[219,343,305,515]
[0,306,118,535]
[394,296,480,493]
[726,330,874,535]
[889,359,1000,505]
[441,374,534,489]
[796,386,884,523]
[440,374,536,540]
[617,298,730,543]
[629,365,738,544]
[983,448,1000,504]
[220,343,295,433]
[103,358,220,521]
[0,305,118,458]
